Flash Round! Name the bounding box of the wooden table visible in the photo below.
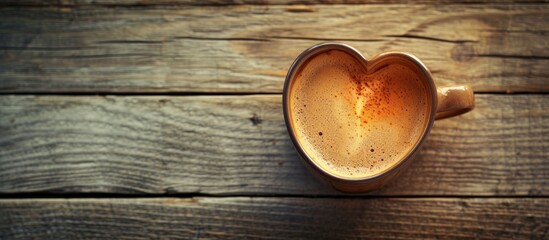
[1,1,548,239]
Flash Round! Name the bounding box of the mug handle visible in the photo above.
[435,86,475,120]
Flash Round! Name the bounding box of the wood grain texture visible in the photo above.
[1,197,548,239]
[1,5,548,93]
[2,0,547,6]
[1,94,547,195]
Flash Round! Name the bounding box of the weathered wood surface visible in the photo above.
[1,94,547,195]
[1,197,547,239]
[2,0,547,6]
[1,5,548,93]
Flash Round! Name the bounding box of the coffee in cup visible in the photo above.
[283,43,474,192]
[289,50,430,179]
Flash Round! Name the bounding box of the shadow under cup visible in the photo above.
[282,43,439,193]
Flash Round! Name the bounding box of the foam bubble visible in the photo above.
[290,50,430,178]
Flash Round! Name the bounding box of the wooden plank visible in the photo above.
[1,94,547,195]
[1,0,546,6]
[1,197,548,239]
[1,5,547,93]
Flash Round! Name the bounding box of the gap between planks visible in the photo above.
[0,92,545,96]
[1,192,549,199]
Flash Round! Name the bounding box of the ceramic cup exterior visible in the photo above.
[283,43,475,193]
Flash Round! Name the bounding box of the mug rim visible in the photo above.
[282,42,438,183]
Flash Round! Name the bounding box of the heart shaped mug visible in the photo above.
[283,43,474,192]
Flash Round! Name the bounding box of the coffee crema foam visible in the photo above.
[290,50,430,178]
